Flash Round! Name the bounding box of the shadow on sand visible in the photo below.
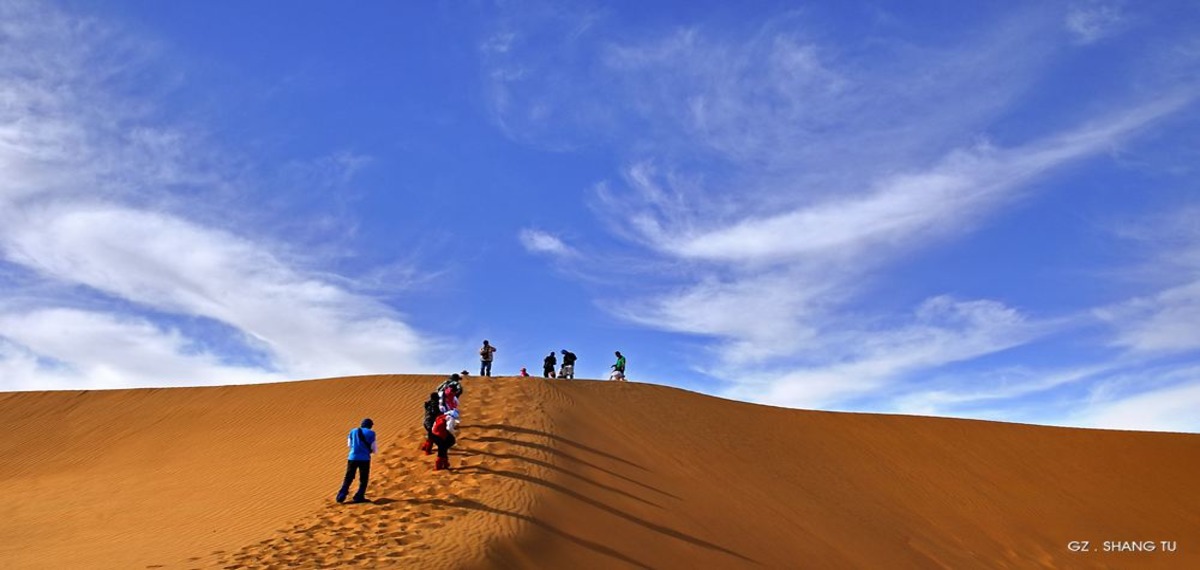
[457,444,662,508]
[470,423,647,471]
[406,496,657,570]
[467,434,680,500]
[459,464,759,566]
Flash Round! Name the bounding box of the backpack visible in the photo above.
[436,379,463,396]
[423,391,439,427]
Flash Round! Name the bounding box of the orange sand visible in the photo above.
[1,375,1197,569]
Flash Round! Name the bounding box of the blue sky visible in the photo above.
[2,0,1198,432]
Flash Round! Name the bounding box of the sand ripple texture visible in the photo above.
[2,375,1199,569]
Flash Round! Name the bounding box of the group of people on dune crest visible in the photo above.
[483,340,627,382]
[522,348,578,379]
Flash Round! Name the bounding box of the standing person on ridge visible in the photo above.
[336,418,377,503]
[542,351,557,378]
[610,351,627,382]
[559,349,576,379]
[479,340,496,377]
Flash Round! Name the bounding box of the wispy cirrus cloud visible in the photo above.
[480,3,610,151]
[1096,207,1200,355]
[0,309,285,391]
[1068,364,1200,432]
[0,0,446,390]
[2,205,440,379]
[717,296,1052,408]
[1065,0,1127,45]
[1100,281,1200,354]
[484,2,1200,431]
[886,365,1114,420]
[610,89,1192,379]
[649,96,1191,266]
[518,228,577,257]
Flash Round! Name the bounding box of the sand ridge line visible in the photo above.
[10,375,1198,569]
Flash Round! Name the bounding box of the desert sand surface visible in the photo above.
[1,375,1197,569]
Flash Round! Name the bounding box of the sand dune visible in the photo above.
[1,375,1196,569]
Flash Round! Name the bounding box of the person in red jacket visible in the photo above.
[420,375,461,455]
[438,380,460,414]
[430,409,460,470]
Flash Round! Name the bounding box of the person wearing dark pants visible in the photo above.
[336,418,377,503]
[542,351,557,378]
[479,340,496,377]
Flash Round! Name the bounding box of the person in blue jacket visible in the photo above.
[336,418,377,503]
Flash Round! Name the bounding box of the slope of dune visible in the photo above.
[1,375,1197,569]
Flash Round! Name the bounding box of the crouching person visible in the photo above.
[430,409,460,471]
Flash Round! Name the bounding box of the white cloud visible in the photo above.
[653,96,1192,265]
[518,228,576,257]
[1100,281,1200,354]
[595,10,1062,181]
[616,270,837,363]
[479,4,614,151]
[1066,1,1126,44]
[1069,366,1200,432]
[0,309,285,391]
[886,365,1112,419]
[716,297,1048,408]
[1,204,442,382]
[486,2,1198,431]
[610,96,1190,376]
[565,10,1196,417]
[1095,206,1200,356]
[0,0,445,390]
[0,4,214,210]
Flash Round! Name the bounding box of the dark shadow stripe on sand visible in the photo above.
[406,497,656,570]
[461,465,759,565]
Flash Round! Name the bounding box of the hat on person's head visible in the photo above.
[361,418,374,428]
[449,373,461,381]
